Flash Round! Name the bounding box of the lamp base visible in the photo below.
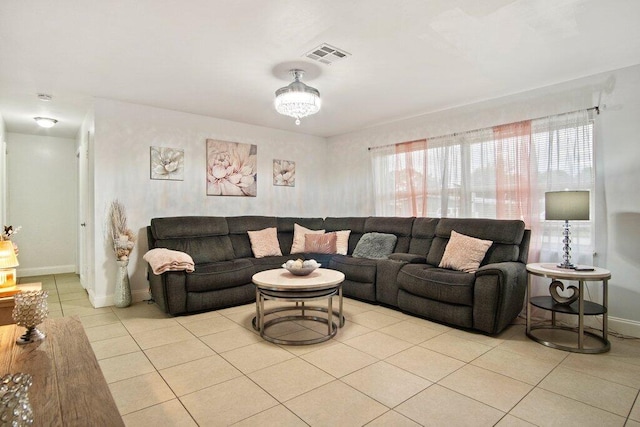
[16,326,46,345]
[556,262,576,269]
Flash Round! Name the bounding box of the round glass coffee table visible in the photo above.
[251,268,345,345]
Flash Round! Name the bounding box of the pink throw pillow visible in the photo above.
[335,230,351,255]
[439,230,492,273]
[247,227,282,258]
[305,232,338,254]
[290,223,325,254]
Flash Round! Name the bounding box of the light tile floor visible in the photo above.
[21,273,640,427]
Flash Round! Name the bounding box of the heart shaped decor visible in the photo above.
[549,280,579,305]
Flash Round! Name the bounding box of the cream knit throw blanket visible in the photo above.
[143,248,195,275]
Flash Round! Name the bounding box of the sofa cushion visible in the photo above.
[291,223,325,254]
[250,255,295,272]
[364,217,414,253]
[155,236,235,264]
[150,216,235,264]
[305,232,337,254]
[247,227,282,258]
[184,259,254,292]
[408,217,439,255]
[397,264,475,306]
[278,217,324,255]
[328,255,377,283]
[427,218,525,266]
[150,216,229,239]
[324,217,367,254]
[227,216,277,258]
[439,230,492,273]
[353,232,397,259]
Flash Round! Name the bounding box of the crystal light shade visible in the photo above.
[275,69,321,125]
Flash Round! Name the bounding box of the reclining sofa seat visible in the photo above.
[397,218,530,334]
[147,215,530,335]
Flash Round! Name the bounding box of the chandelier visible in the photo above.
[274,69,321,125]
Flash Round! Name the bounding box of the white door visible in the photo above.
[77,131,90,288]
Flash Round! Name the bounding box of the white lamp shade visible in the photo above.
[545,191,590,221]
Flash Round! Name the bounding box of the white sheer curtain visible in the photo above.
[532,110,595,266]
[370,144,397,216]
[370,109,595,266]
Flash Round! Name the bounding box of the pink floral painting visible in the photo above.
[206,139,257,196]
[273,159,295,187]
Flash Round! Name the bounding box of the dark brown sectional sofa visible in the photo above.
[146,216,530,334]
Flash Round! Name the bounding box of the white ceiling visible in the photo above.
[1,0,639,139]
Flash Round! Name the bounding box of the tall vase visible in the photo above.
[114,259,132,308]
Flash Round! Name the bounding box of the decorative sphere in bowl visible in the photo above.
[283,259,320,276]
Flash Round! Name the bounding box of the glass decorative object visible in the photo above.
[114,259,132,308]
[0,373,34,426]
[12,290,48,345]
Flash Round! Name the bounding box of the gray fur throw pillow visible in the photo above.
[352,232,398,259]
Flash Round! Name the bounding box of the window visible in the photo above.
[370,109,595,264]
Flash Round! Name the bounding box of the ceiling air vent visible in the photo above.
[305,43,351,65]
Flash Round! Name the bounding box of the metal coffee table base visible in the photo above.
[252,286,344,345]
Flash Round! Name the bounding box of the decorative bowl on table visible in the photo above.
[283,259,320,276]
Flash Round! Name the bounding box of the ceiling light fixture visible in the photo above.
[274,69,321,125]
[37,94,53,101]
[34,117,58,128]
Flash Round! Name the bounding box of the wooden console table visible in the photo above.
[0,317,124,426]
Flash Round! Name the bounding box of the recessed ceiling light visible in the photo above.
[34,117,58,128]
[37,94,53,101]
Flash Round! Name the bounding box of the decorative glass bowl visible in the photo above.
[0,373,33,426]
[282,259,320,276]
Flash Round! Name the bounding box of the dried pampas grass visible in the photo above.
[108,200,136,260]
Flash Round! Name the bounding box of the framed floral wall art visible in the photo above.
[150,146,184,180]
[273,159,295,187]
[206,139,257,196]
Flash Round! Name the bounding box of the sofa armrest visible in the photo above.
[389,253,427,264]
[473,262,528,334]
[148,269,188,315]
[475,261,524,278]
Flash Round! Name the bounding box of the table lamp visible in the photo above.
[545,190,590,269]
[0,240,20,297]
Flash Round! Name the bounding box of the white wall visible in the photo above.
[0,114,6,227]
[327,64,640,334]
[88,99,328,307]
[6,133,78,276]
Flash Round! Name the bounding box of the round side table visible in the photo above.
[526,263,611,354]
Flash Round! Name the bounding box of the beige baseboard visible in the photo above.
[89,288,151,309]
[608,316,640,338]
[17,265,76,278]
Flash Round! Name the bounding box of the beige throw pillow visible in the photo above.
[291,223,325,254]
[334,230,351,255]
[305,232,337,254]
[247,227,282,258]
[438,230,492,273]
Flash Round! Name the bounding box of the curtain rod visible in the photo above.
[368,105,599,151]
